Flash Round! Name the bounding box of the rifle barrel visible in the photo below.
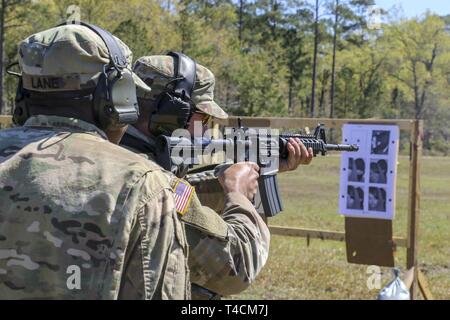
[325,143,359,152]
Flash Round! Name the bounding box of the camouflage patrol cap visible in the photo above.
[18,24,151,95]
[133,55,228,119]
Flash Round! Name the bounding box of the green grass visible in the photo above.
[231,155,450,300]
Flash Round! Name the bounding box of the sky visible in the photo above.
[375,0,450,18]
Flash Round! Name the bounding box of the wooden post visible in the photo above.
[268,225,408,247]
[418,270,434,300]
[217,116,414,131]
[0,115,12,125]
[406,120,423,299]
[403,267,415,289]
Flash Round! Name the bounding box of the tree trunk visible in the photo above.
[343,78,349,117]
[300,97,304,116]
[0,0,6,114]
[180,7,187,53]
[288,76,294,115]
[412,61,421,120]
[311,0,319,118]
[305,95,311,117]
[318,70,328,116]
[330,0,338,119]
[270,0,278,40]
[238,0,243,43]
[225,80,231,111]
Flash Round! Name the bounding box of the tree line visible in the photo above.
[1,0,449,154]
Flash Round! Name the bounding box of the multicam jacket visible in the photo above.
[0,116,189,299]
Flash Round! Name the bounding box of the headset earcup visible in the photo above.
[109,70,139,124]
[93,69,139,131]
[147,52,196,136]
[13,103,28,126]
[12,79,30,126]
[149,92,192,136]
[92,72,110,130]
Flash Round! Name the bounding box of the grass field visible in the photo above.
[232,155,450,300]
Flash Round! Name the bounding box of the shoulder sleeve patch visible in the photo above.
[172,179,195,215]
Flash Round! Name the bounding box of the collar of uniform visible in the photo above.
[126,125,156,149]
[124,126,187,176]
[23,115,108,140]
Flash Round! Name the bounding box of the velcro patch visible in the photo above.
[23,74,81,91]
[172,180,194,215]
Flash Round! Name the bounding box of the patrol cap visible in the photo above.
[133,55,228,120]
[18,24,151,96]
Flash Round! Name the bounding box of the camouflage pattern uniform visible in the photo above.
[185,166,225,213]
[120,56,271,298]
[0,25,189,299]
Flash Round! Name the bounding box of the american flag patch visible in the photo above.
[173,180,194,215]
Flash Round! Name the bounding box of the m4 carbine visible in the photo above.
[156,121,358,218]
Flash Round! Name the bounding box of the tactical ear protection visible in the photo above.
[148,51,197,136]
[13,22,139,130]
[12,76,30,126]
